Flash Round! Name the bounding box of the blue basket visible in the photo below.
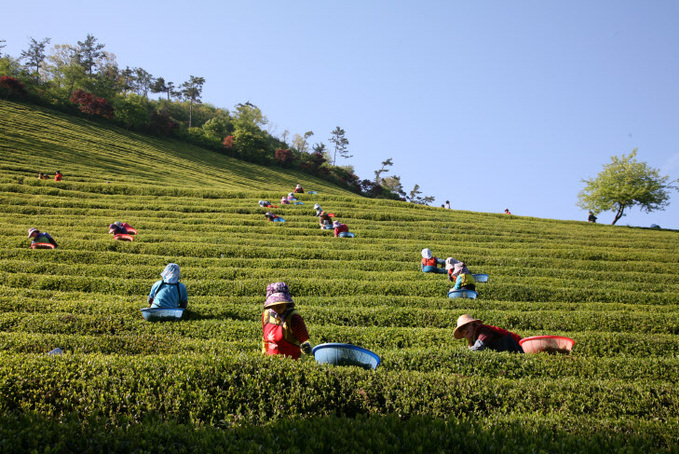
[308,191,318,194]
[447,289,478,299]
[312,343,380,369]
[141,307,185,321]
[472,274,489,283]
[294,201,304,205]
[339,232,355,238]
[273,218,286,223]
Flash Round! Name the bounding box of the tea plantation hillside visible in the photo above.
[1,100,679,453]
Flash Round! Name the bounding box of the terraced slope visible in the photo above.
[1,100,678,452]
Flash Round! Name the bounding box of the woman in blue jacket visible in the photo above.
[148,263,188,309]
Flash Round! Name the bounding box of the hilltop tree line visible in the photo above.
[0,35,433,203]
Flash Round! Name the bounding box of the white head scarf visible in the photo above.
[421,248,433,259]
[161,263,181,284]
[445,257,460,270]
[452,262,469,276]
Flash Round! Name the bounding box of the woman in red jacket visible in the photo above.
[261,282,312,360]
[333,220,349,237]
[454,314,523,353]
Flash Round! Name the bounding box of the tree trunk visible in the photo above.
[611,205,625,225]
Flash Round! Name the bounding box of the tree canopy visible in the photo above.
[329,126,350,165]
[577,149,678,225]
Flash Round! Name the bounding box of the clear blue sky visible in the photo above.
[3,1,678,229]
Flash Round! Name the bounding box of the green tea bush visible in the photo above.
[1,99,679,450]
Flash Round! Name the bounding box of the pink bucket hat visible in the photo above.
[264,282,294,308]
[452,262,469,276]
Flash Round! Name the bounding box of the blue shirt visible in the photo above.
[148,280,188,309]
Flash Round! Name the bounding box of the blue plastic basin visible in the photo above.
[472,274,489,283]
[447,289,478,299]
[312,343,380,369]
[141,307,185,321]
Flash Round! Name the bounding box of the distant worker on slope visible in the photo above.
[333,220,349,237]
[264,211,282,222]
[108,221,135,235]
[504,208,511,215]
[294,184,304,194]
[28,228,58,248]
[319,211,332,229]
[261,282,311,360]
[421,248,446,274]
[148,263,188,309]
[448,261,476,291]
[54,171,63,181]
[454,314,524,353]
[588,211,597,223]
[280,196,290,205]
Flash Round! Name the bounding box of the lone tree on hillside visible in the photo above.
[74,34,105,75]
[329,126,351,165]
[180,75,205,128]
[20,36,51,79]
[373,158,393,185]
[577,149,678,225]
[407,184,435,206]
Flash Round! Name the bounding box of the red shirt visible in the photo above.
[477,325,522,345]
[334,224,349,236]
[262,309,309,359]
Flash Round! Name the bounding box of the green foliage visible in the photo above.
[1,100,679,451]
[578,149,679,224]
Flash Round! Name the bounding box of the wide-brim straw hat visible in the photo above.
[453,314,481,339]
[27,228,39,238]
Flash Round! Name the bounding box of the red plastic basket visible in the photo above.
[30,243,55,249]
[519,335,574,354]
[114,234,134,242]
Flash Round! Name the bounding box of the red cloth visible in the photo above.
[334,224,349,236]
[262,310,309,359]
[477,324,522,345]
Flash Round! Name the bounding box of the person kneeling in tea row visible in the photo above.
[454,314,523,353]
[148,263,188,309]
[261,282,311,360]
